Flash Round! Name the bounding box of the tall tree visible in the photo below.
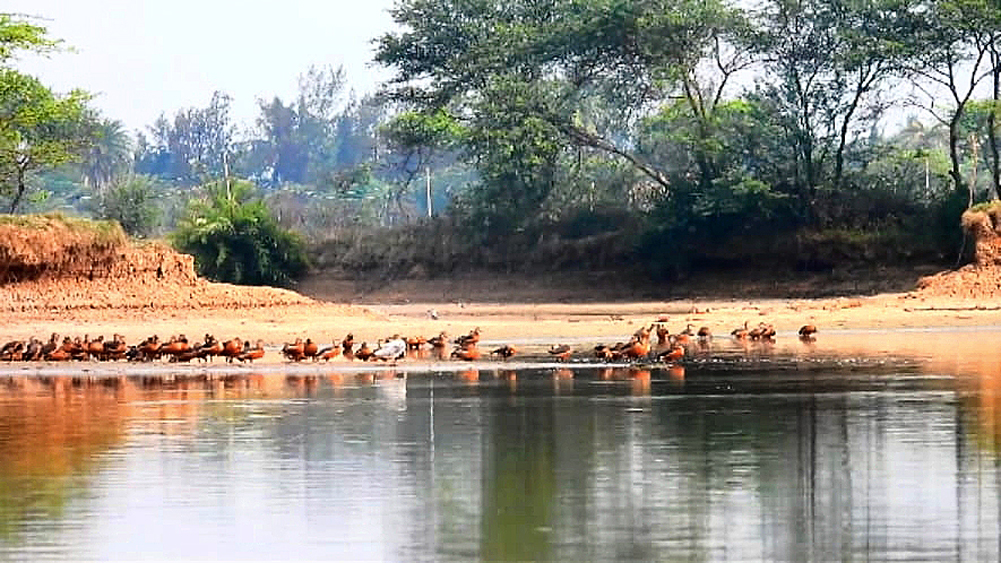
[140,91,234,185]
[81,117,131,191]
[824,0,911,189]
[255,96,308,185]
[0,70,92,212]
[981,10,1001,200]
[903,0,1000,204]
[332,92,385,170]
[251,65,346,187]
[375,0,754,194]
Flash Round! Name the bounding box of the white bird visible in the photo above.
[427,309,439,320]
[373,338,407,361]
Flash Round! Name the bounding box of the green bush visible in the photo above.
[171,179,309,287]
[91,175,162,237]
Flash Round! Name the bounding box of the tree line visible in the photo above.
[4,2,1001,286]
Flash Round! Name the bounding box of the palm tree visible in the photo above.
[171,179,309,287]
[81,118,131,192]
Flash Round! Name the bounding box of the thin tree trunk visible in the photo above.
[9,168,26,214]
[834,120,849,191]
[834,82,866,191]
[801,131,817,225]
[682,76,716,190]
[989,55,1000,200]
[970,133,979,206]
[949,114,966,200]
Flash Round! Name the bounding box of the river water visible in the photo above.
[1,334,1000,561]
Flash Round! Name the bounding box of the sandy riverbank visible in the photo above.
[0,286,997,365]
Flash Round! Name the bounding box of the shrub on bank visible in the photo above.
[171,180,309,288]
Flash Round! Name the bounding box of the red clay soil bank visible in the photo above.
[0,244,314,312]
[0,217,314,312]
[916,207,1001,299]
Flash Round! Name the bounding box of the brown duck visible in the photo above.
[548,344,572,362]
[490,345,517,359]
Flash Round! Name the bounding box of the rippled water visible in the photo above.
[1,342,1000,561]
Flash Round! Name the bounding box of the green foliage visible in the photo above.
[0,68,94,213]
[171,180,308,287]
[81,118,131,189]
[91,175,162,237]
[379,108,466,217]
[0,13,61,63]
[137,91,234,186]
[381,109,462,163]
[458,77,565,240]
[243,65,348,187]
[0,14,96,214]
[332,93,386,171]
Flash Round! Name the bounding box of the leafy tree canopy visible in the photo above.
[0,14,95,212]
[374,0,760,235]
[0,68,93,212]
[138,91,234,186]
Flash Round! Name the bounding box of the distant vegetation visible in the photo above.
[4,2,1001,287]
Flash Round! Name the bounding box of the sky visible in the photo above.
[6,0,398,135]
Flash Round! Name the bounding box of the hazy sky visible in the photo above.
[7,0,398,135]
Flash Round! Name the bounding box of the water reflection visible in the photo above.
[0,351,999,560]
[0,377,129,544]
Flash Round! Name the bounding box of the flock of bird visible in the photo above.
[0,322,818,365]
[551,321,817,364]
[0,334,266,363]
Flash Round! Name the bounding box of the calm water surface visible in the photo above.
[1,337,1001,562]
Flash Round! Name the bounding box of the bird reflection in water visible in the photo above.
[553,367,574,380]
[406,347,431,361]
[552,367,574,394]
[667,365,686,383]
[296,375,322,395]
[629,368,651,395]
[496,369,518,393]
[458,368,480,383]
[694,338,712,355]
